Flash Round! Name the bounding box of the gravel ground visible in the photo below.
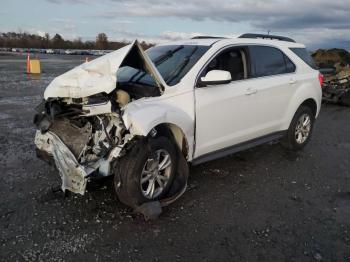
[0,54,350,262]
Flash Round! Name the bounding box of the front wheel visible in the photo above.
[281,106,315,150]
[113,136,177,208]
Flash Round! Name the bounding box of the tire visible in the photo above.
[340,92,350,107]
[281,106,315,151]
[113,136,177,208]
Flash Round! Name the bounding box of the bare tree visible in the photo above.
[44,33,50,47]
[96,33,108,50]
[0,31,134,50]
[52,34,64,49]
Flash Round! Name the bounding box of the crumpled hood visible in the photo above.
[44,40,166,99]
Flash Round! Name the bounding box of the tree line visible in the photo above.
[0,32,153,50]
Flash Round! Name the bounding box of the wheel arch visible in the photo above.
[282,76,322,131]
[283,97,318,130]
[300,98,318,117]
[282,84,321,130]
[151,123,190,160]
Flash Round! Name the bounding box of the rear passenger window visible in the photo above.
[249,46,295,77]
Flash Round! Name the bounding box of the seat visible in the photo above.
[220,51,244,80]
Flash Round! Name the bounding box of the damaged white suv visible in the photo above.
[34,34,322,209]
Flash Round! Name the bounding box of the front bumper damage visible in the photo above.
[35,128,128,195]
[33,40,189,217]
[35,131,89,194]
[34,106,131,195]
[34,105,189,219]
[33,40,164,196]
[35,126,189,219]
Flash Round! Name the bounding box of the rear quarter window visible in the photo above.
[290,48,317,69]
[249,46,295,78]
[284,55,296,73]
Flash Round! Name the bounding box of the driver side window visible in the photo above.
[203,47,248,82]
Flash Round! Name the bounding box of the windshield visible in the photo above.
[117,45,210,87]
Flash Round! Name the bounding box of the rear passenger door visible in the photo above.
[246,45,296,134]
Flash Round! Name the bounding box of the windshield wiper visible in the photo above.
[166,46,198,84]
[153,45,184,66]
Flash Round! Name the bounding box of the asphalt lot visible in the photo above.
[0,53,350,262]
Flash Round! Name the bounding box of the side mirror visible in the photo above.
[198,70,232,87]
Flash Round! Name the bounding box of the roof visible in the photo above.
[239,33,295,43]
[157,36,305,49]
[157,38,222,47]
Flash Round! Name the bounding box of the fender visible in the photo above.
[281,78,322,130]
[122,99,195,159]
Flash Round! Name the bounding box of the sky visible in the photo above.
[0,0,349,50]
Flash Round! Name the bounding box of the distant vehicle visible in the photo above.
[29,48,40,53]
[90,50,106,56]
[80,50,92,56]
[0,47,9,52]
[11,48,18,52]
[46,49,54,54]
[34,34,322,209]
[65,50,73,55]
[73,50,82,55]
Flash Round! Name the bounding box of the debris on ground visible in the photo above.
[322,77,350,106]
[312,48,350,106]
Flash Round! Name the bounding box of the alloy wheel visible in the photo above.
[295,113,311,144]
[140,149,172,199]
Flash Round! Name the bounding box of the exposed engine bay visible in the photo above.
[34,91,134,194]
[34,40,164,195]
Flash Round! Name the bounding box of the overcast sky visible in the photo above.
[1,0,349,50]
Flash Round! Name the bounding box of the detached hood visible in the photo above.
[44,40,166,99]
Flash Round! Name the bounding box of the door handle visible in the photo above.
[245,88,258,95]
[289,79,297,85]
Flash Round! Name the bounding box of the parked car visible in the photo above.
[64,49,73,55]
[34,34,322,208]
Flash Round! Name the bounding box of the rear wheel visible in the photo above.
[281,106,315,150]
[113,136,177,208]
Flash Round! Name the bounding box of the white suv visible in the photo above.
[34,34,322,208]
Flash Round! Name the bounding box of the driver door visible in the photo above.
[194,46,260,158]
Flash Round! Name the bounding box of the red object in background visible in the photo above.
[318,73,324,87]
[26,52,31,74]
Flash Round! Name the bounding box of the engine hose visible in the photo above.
[96,116,116,148]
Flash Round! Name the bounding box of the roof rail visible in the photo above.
[239,33,296,43]
[191,36,226,39]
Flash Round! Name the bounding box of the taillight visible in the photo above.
[318,73,324,87]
